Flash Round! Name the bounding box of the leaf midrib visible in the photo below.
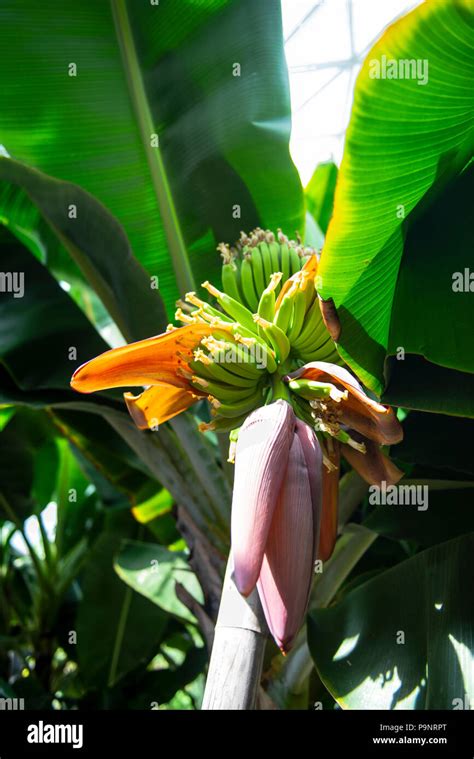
[110,0,196,298]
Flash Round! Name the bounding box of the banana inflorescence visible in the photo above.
[174,227,343,436]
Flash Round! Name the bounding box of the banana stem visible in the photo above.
[270,373,291,403]
[202,552,268,710]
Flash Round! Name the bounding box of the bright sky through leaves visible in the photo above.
[282,0,422,183]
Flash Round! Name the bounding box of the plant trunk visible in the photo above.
[202,553,267,710]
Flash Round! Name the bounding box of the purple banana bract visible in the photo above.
[232,401,323,652]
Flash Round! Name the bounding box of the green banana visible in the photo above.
[299,343,341,364]
[291,298,326,350]
[256,273,282,351]
[259,241,274,287]
[215,354,264,380]
[216,344,264,377]
[200,412,249,434]
[200,336,263,377]
[250,245,266,295]
[211,384,265,418]
[274,291,294,334]
[289,394,315,428]
[288,379,337,400]
[184,292,233,324]
[304,274,316,311]
[290,247,302,275]
[221,260,243,303]
[254,315,291,362]
[207,327,278,375]
[292,324,330,355]
[287,288,307,341]
[221,359,265,381]
[189,357,258,388]
[268,241,281,278]
[235,332,277,374]
[240,255,259,312]
[279,243,291,285]
[292,308,332,352]
[257,272,281,322]
[202,281,258,335]
[192,375,261,404]
[330,428,366,452]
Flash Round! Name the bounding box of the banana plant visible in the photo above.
[0,0,308,709]
[0,0,473,713]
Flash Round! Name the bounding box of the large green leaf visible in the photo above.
[0,226,108,391]
[308,533,474,709]
[305,161,338,235]
[124,645,207,709]
[0,0,304,315]
[52,438,101,559]
[382,166,474,415]
[318,0,474,412]
[364,487,474,548]
[51,409,159,502]
[0,408,57,521]
[0,421,35,522]
[0,158,167,341]
[77,531,168,688]
[114,539,204,624]
[392,411,474,479]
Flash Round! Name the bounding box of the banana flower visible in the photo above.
[70,228,403,653]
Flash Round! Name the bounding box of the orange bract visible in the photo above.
[124,384,204,428]
[70,323,217,393]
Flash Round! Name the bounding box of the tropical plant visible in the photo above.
[0,0,472,712]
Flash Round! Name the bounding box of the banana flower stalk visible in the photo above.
[70,228,403,656]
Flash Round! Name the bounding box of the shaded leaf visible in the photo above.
[0,157,168,341]
[77,531,168,688]
[0,226,108,391]
[114,539,204,624]
[308,533,474,709]
[365,487,474,547]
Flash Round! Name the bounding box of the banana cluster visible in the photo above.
[174,228,340,433]
[219,228,308,310]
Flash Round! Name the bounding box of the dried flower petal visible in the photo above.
[341,436,404,486]
[287,362,403,445]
